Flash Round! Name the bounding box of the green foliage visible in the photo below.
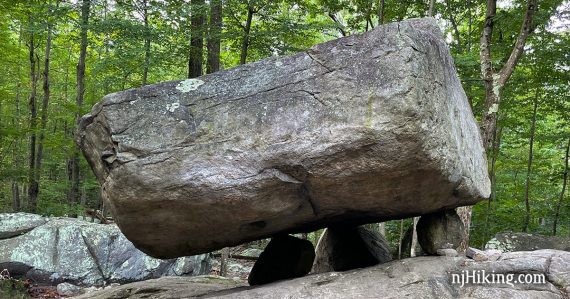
[0,0,567,248]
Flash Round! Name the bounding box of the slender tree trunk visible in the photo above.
[206,0,222,74]
[467,0,472,51]
[11,24,23,212]
[12,182,20,212]
[410,217,419,257]
[522,97,538,232]
[458,0,538,249]
[220,247,230,277]
[444,0,461,51]
[69,0,91,205]
[483,125,503,247]
[240,7,254,65]
[32,0,58,208]
[553,138,569,235]
[398,219,404,259]
[378,0,385,25]
[27,14,39,212]
[327,13,347,37]
[428,0,435,17]
[142,0,150,85]
[378,222,386,236]
[189,0,205,78]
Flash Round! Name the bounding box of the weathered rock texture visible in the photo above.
[0,213,211,286]
[486,232,570,252]
[417,209,465,254]
[312,226,392,273]
[248,235,315,285]
[77,17,490,258]
[77,250,570,299]
[0,213,46,239]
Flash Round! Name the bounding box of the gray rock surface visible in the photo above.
[312,226,392,273]
[0,214,211,287]
[76,250,570,299]
[486,232,570,252]
[436,248,458,257]
[417,209,465,254]
[57,282,83,297]
[77,17,490,258]
[0,213,46,239]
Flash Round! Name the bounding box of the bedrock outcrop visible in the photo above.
[78,250,570,299]
[77,17,490,258]
[0,213,211,286]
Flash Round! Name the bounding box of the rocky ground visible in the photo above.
[74,249,570,299]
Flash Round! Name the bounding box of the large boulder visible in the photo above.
[77,250,570,299]
[486,232,570,252]
[312,226,392,273]
[0,214,211,287]
[77,17,490,258]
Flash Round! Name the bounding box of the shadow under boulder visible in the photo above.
[312,226,392,274]
[248,235,315,285]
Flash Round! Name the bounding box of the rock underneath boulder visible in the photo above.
[240,248,263,258]
[436,248,458,257]
[417,210,464,255]
[486,232,570,252]
[0,214,211,287]
[77,250,570,299]
[248,235,314,285]
[0,213,46,239]
[312,226,392,273]
[77,17,490,258]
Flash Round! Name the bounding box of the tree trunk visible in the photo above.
[32,0,58,209]
[483,124,503,247]
[69,0,91,205]
[27,13,39,213]
[206,0,222,74]
[522,97,538,232]
[428,0,435,17]
[188,0,205,78]
[378,222,386,236]
[459,0,538,249]
[220,247,230,276]
[240,7,254,65]
[378,0,385,25]
[142,0,150,85]
[12,182,20,212]
[398,219,404,260]
[553,138,569,235]
[410,217,419,257]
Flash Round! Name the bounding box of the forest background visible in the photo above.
[0,0,568,250]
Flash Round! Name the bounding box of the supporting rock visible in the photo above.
[312,226,392,273]
[248,235,315,285]
[417,209,465,255]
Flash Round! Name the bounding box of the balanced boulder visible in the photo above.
[77,17,490,258]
